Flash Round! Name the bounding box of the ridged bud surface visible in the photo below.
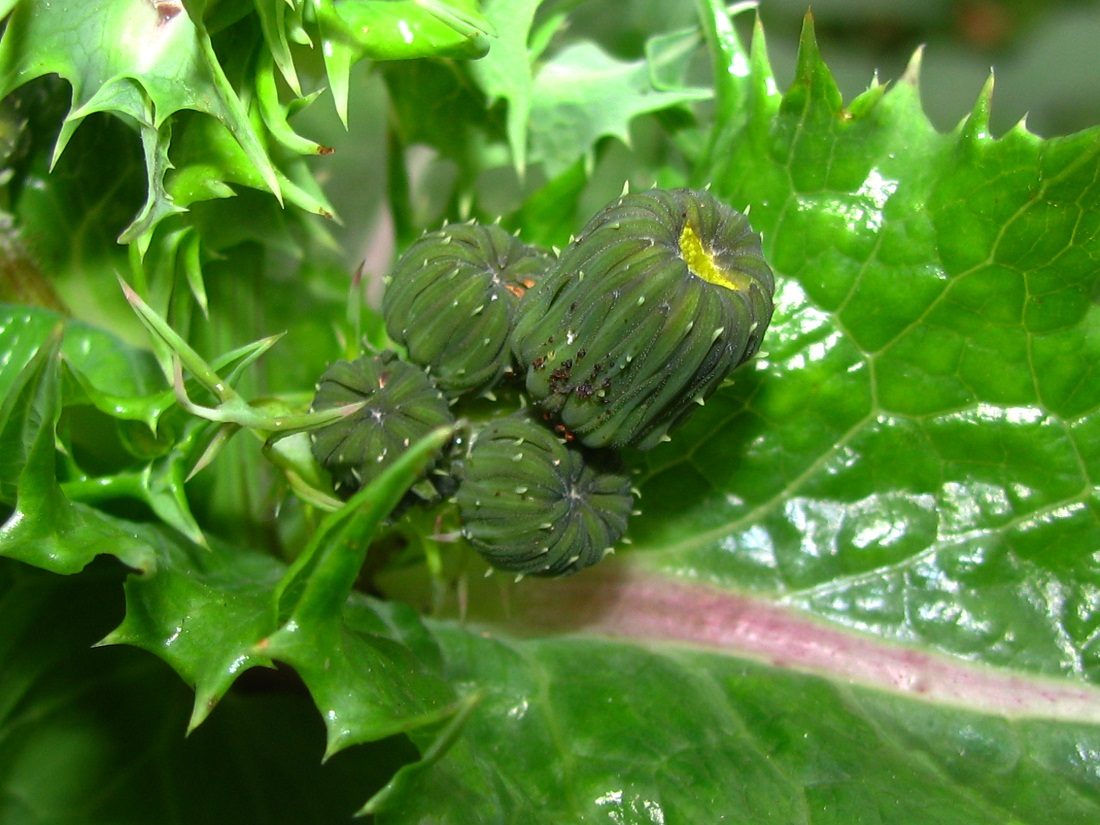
[512,188,775,449]
[456,412,634,577]
[384,222,551,398]
[309,352,454,496]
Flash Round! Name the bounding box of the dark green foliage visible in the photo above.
[455,411,634,577]
[383,222,552,398]
[512,187,775,449]
[309,352,454,497]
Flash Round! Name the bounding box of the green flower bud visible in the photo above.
[309,352,454,497]
[383,222,551,398]
[455,412,634,577]
[512,188,775,450]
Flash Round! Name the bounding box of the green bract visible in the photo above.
[455,412,634,577]
[512,187,775,449]
[383,222,552,398]
[309,352,454,497]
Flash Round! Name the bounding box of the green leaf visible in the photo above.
[0,306,165,417]
[0,305,297,550]
[256,50,332,157]
[96,426,458,743]
[367,618,1100,823]
[467,0,544,175]
[0,323,158,574]
[263,426,459,757]
[0,307,204,549]
[118,115,184,246]
[529,35,711,176]
[254,0,309,97]
[166,111,338,219]
[0,558,421,824]
[315,0,493,127]
[0,0,281,243]
[100,526,283,730]
[618,11,1100,682]
[13,112,147,338]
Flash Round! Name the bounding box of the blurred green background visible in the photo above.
[302,0,1100,284]
[758,0,1100,137]
[569,0,1100,137]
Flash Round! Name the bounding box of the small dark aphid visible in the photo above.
[553,423,575,441]
[549,365,572,384]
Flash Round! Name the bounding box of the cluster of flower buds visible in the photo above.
[309,188,775,577]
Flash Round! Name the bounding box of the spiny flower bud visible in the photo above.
[455,412,634,577]
[512,187,775,449]
[309,352,454,497]
[383,222,552,399]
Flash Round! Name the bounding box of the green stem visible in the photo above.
[61,473,144,503]
[386,124,416,249]
[693,0,754,177]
